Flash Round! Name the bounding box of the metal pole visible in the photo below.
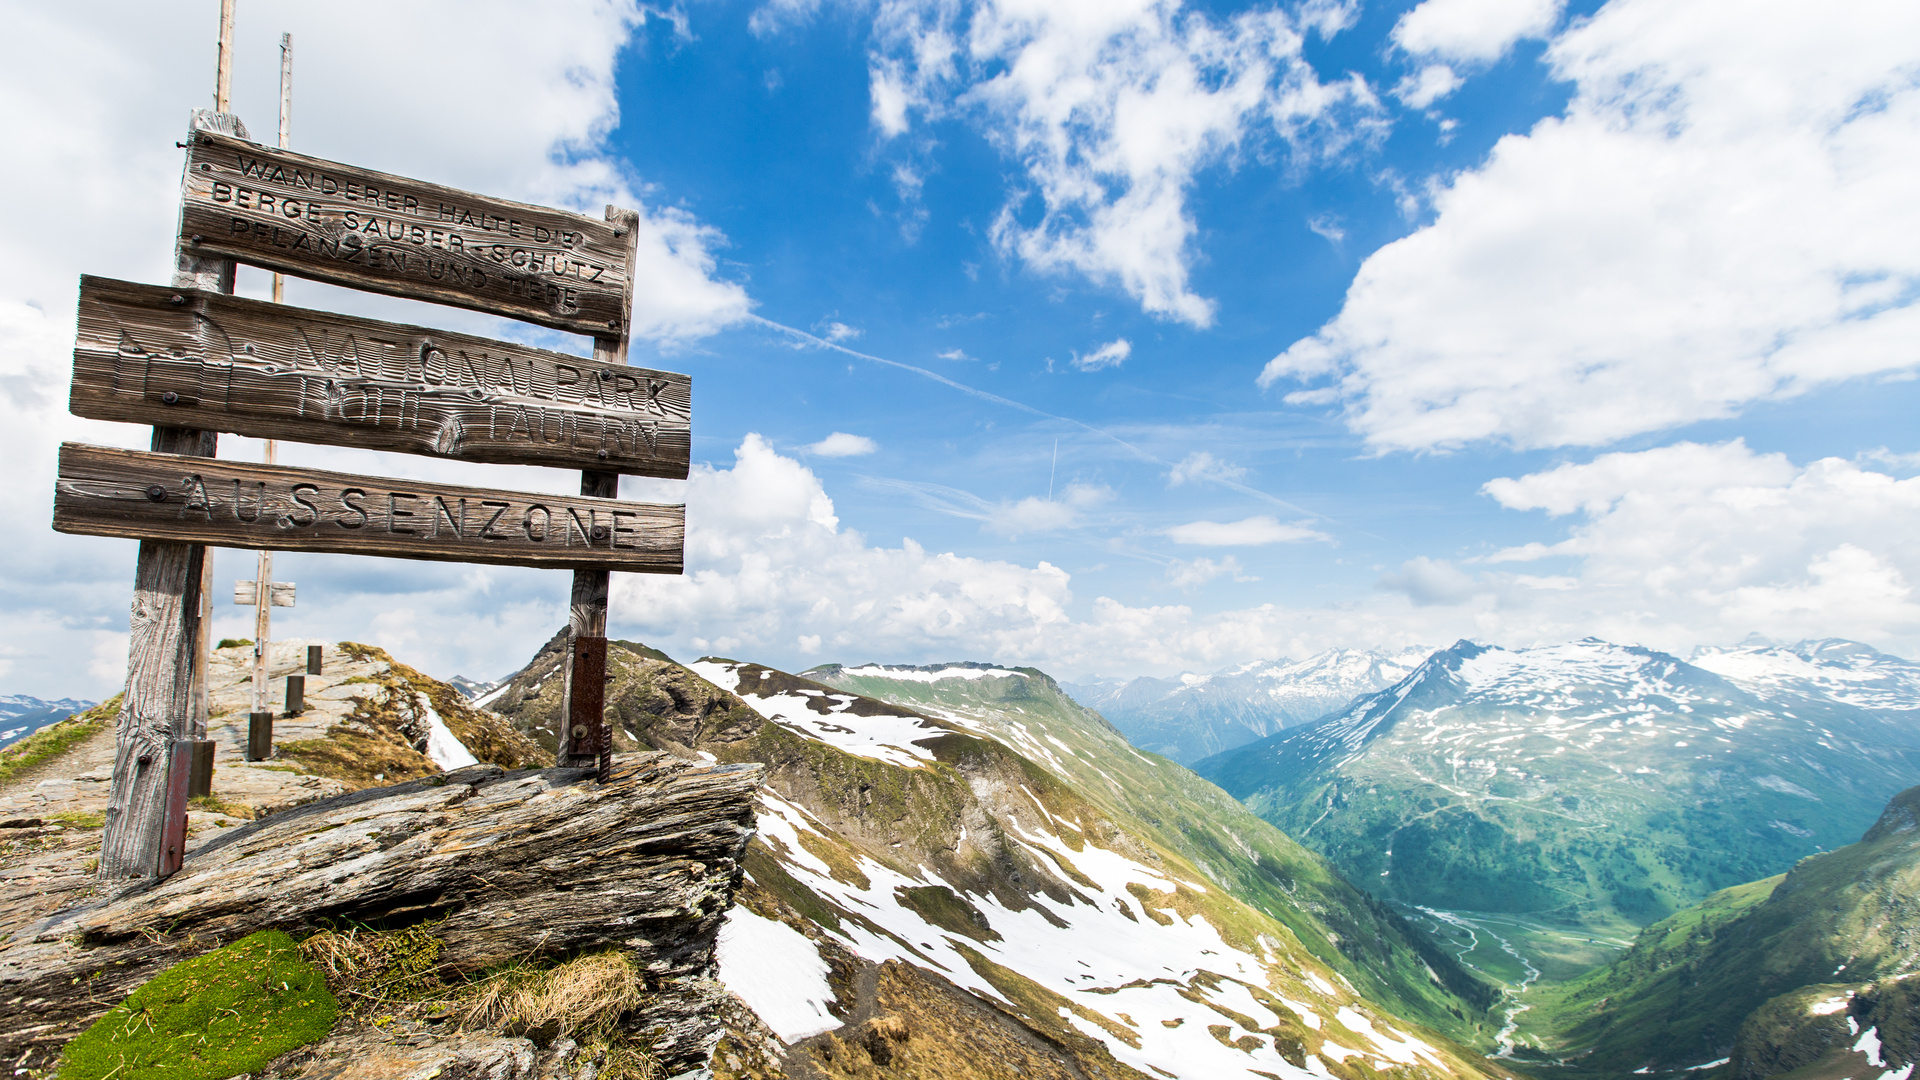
[252,31,290,743]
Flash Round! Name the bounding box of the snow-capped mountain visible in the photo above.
[1691,637,1920,713]
[0,696,95,750]
[1197,638,1920,934]
[444,675,502,701]
[1063,647,1434,764]
[484,645,1509,1077]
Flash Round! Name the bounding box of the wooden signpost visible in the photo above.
[65,99,687,880]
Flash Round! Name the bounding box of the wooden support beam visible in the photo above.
[99,110,245,882]
[559,207,641,775]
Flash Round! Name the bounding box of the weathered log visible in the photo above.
[0,754,763,1076]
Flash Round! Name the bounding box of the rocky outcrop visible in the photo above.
[0,754,763,1077]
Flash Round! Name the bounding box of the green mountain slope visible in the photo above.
[1529,785,1920,1077]
[486,643,1511,1080]
[807,661,1499,1036]
[1196,639,1920,932]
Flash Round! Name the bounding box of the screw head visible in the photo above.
[160,391,179,404]
[169,294,186,306]
[571,725,589,740]
[199,163,212,171]
[190,234,204,245]
[596,449,609,460]
[590,525,610,541]
[599,370,613,381]
[145,485,168,502]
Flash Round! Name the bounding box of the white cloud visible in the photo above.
[594,437,1920,679]
[987,483,1110,538]
[867,0,1384,327]
[1376,557,1480,607]
[1166,556,1254,588]
[1166,451,1248,486]
[1480,440,1920,646]
[823,321,864,342]
[1163,515,1330,546]
[808,432,880,457]
[1072,338,1132,371]
[1263,0,1920,452]
[1390,0,1562,63]
[1394,63,1462,108]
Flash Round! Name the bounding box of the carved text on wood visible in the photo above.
[54,444,683,573]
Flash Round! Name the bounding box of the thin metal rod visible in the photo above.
[215,0,236,113]
[272,32,290,305]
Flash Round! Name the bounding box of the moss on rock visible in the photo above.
[57,930,337,1080]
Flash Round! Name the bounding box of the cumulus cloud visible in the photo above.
[822,321,863,342]
[589,437,1920,679]
[1264,0,1920,452]
[1481,440,1920,646]
[807,432,880,457]
[1163,515,1330,545]
[1167,556,1254,588]
[1390,0,1562,63]
[1377,556,1480,607]
[987,483,1110,538]
[866,0,1384,327]
[1166,450,1249,487]
[1072,338,1132,371]
[1394,63,1462,108]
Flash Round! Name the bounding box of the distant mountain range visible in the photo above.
[1062,647,1434,764]
[0,696,95,750]
[1194,638,1920,935]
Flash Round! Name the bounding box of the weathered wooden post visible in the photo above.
[559,208,642,778]
[98,0,243,878]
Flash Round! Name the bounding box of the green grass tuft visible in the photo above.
[215,638,253,649]
[57,930,338,1080]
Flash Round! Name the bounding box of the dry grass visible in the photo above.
[458,950,644,1038]
[301,922,445,1004]
[457,951,660,1079]
[302,926,660,1077]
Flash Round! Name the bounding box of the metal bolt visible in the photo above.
[200,163,212,171]
[145,485,168,502]
[590,525,610,541]
[160,391,180,404]
[596,449,609,460]
[607,318,621,330]
[169,294,186,306]
[176,141,188,149]
[571,725,589,740]
[190,234,204,245]
[599,370,613,381]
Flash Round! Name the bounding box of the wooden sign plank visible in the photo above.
[54,443,683,573]
[70,276,691,479]
[178,130,633,337]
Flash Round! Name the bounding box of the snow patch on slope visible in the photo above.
[417,692,479,770]
[839,664,1027,682]
[691,660,945,768]
[717,906,839,1042]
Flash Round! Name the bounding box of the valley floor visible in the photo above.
[1395,905,1638,1054]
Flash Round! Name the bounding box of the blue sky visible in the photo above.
[3,0,1918,696]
